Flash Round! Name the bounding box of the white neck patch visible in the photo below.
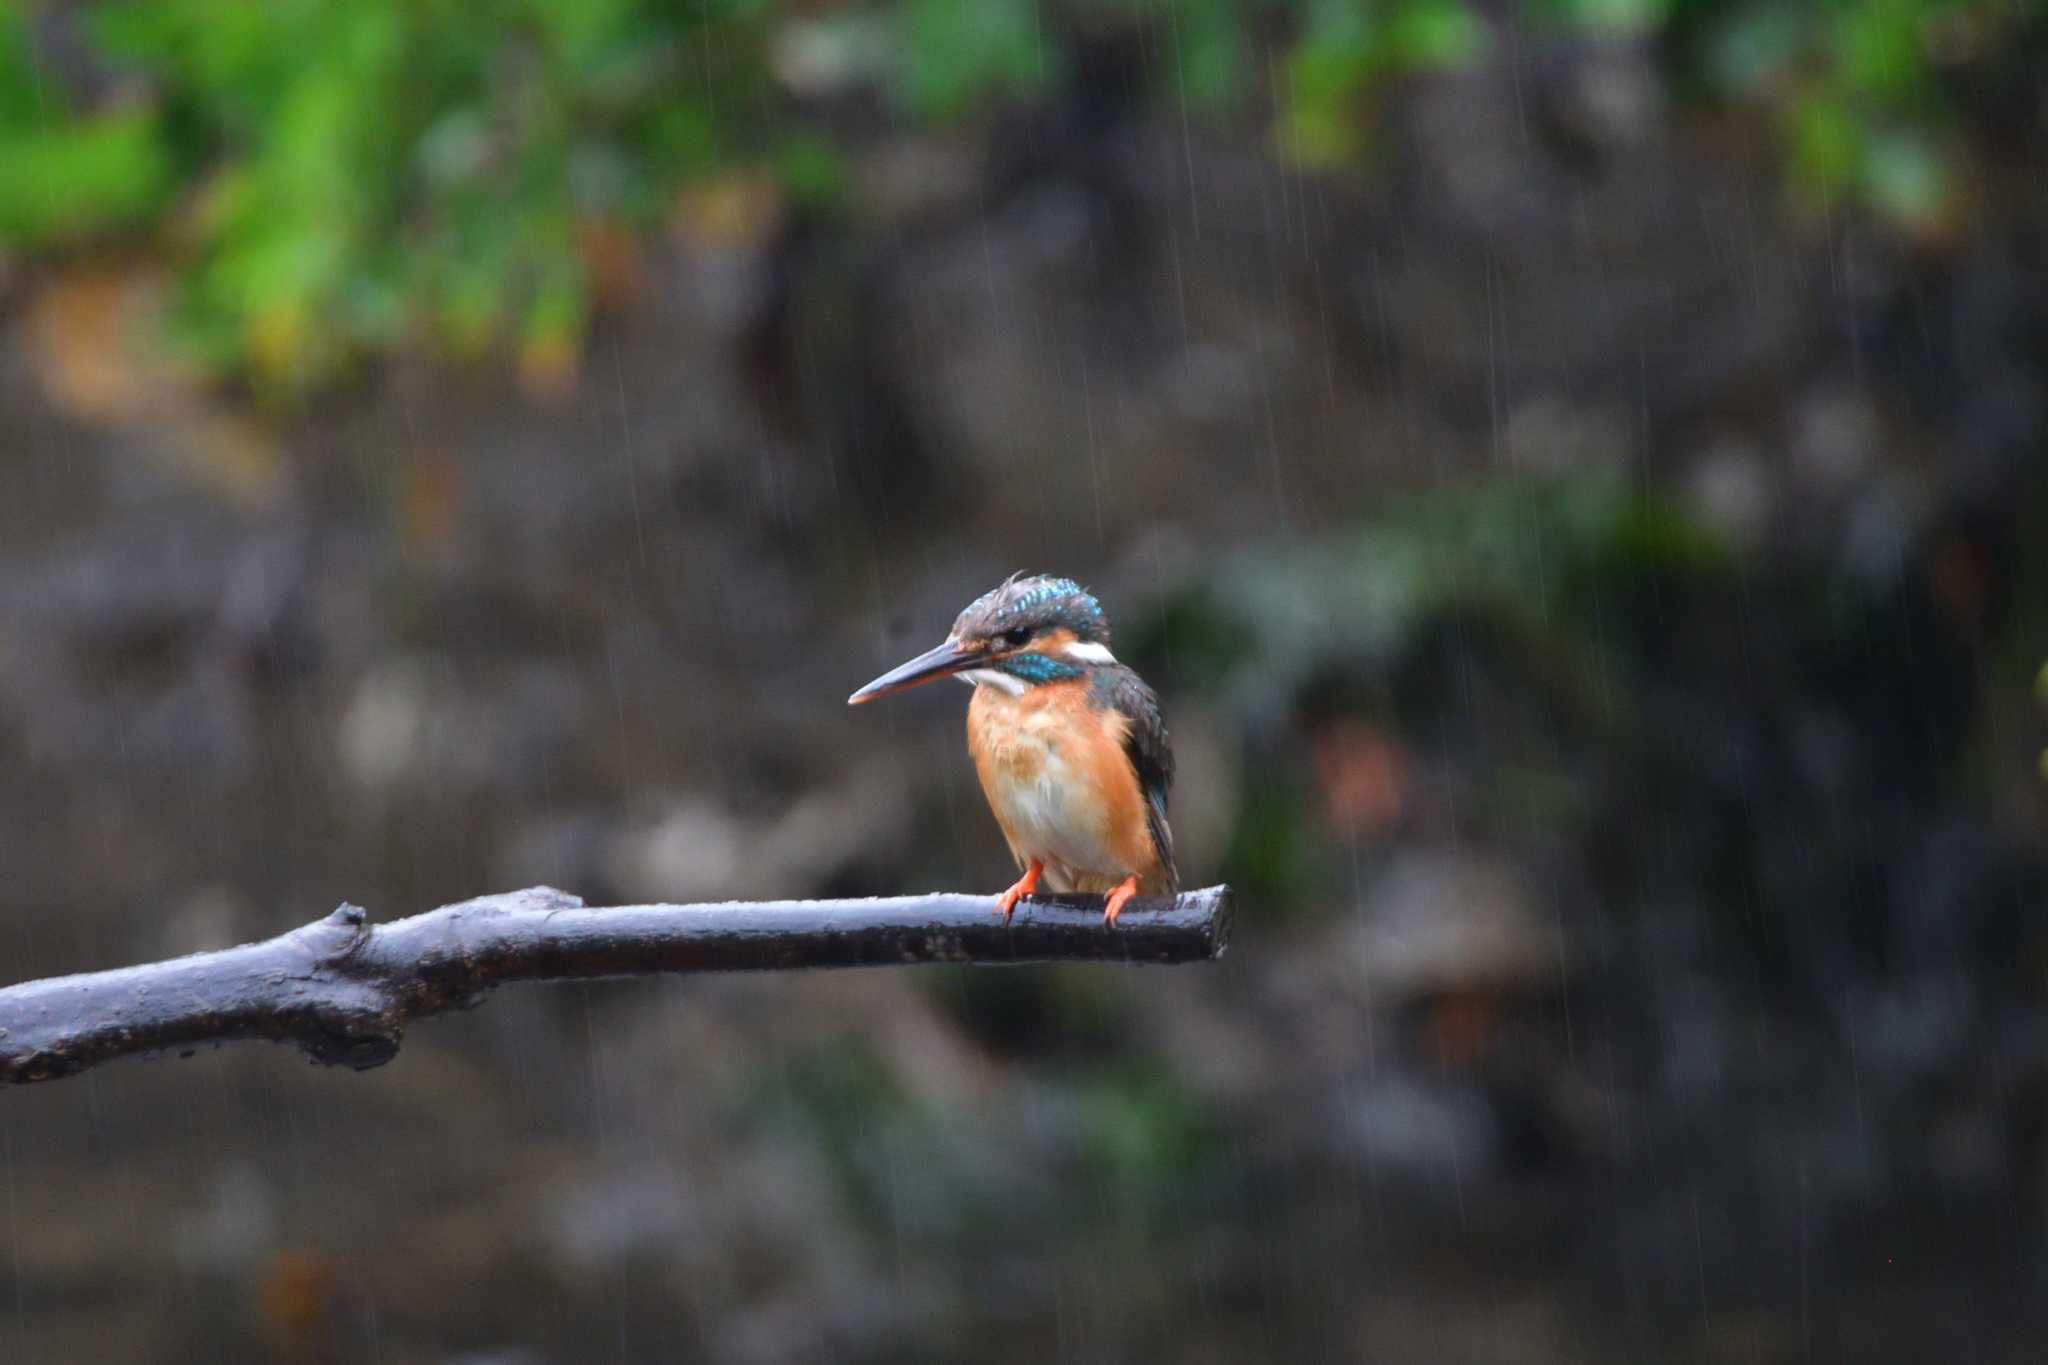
[960,668,1027,696]
[1062,640,1116,664]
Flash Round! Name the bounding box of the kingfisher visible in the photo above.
[848,574,1176,925]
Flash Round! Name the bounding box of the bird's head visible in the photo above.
[847,574,1116,704]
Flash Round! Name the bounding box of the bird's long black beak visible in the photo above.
[847,639,978,704]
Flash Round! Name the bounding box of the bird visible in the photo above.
[848,574,1176,926]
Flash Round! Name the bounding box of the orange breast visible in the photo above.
[966,680,1167,894]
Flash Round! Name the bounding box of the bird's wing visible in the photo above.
[1103,666,1177,892]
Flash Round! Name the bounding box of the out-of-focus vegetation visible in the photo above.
[0,16,168,243]
[27,0,779,397]
[0,0,2029,398]
[1139,473,1728,724]
[1660,0,2038,233]
[1136,473,1734,910]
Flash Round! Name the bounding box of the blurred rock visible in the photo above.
[175,1162,279,1275]
[613,796,750,902]
[1348,848,1563,1001]
[159,883,260,957]
[1340,1073,1499,1184]
[338,659,432,793]
[1504,397,1632,476]
[546,1161,696,1274]
[1683,436,1777,553]
[1792,390,1885,497]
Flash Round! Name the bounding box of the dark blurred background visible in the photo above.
[3,0,2047,1359]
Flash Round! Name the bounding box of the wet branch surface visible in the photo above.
[0,885,1232,1086]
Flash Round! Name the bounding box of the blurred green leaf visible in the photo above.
[1279,0,1487,166]
[1683,0,2034,231]
[1543,0,1671,33]
[0,10,56,126]
[0,110,171,245]
[1225,777,1315,913]
[1862,126,1948,226]
[898,0,1049,118]
[0,8,173,245]
[1385,0,1490,65]
[1076,1072,1213,1189]
[1789,90,1860,193]
[1187,472,1731,733]
[1169,0,1247,107]
[1701,3,1807,93]
[76,0,772,396]
[1839,0,1928,101]
[776,132,848,212]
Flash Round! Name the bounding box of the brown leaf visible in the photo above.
[401,446,463,548]
[1313,719,1409,836]
[29,262,284,505]
[668,174,785,249]
[257,1246,340,1349]
[517,330,582,404]
[577,214,647,309]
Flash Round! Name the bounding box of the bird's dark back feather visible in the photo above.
[1093,664,1177,891]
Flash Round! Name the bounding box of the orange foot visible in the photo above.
[994,859,1044,926]
[1102,875,1140,927]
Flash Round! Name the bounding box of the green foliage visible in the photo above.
[0,14,171,243]
[1221,775,1317,915]
[77,0,774,396]
[737,1036,917,1229]
[774,131,849,212]
[1141,473,1728,918]
[898,0,1049,117]
[1280,0,1490,164]
[0,0,2031,393]
[1074,1069,1215,1196]
[1185,473,1725,710]
[0,106,168,245]
[1676,0,2042,231]
[1163,0,1250,106]
[1543,0,1673,29]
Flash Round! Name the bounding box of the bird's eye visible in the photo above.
[1002,626,1032,647]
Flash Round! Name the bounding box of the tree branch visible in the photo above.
[0,885,1232,1086]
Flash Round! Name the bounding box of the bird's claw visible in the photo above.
[1101,876,1139,927]
[994,860,1044,926]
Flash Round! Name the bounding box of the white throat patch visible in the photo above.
[960,668,1027,696]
